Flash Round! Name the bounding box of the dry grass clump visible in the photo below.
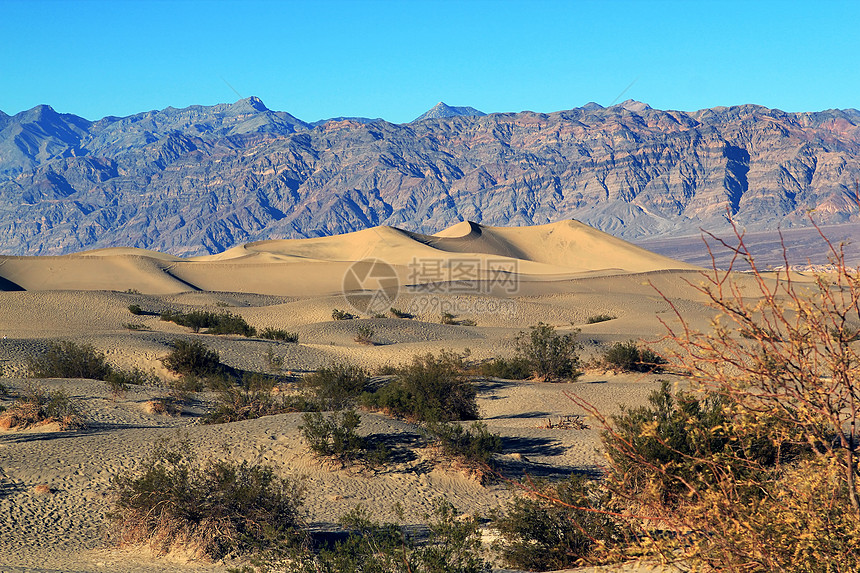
[551,217,860,571]
[109,439,304,560]
[0,384,86,430]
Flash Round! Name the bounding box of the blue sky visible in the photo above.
[2,0,858,123]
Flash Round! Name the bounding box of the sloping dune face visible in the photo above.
[0,220,697,294]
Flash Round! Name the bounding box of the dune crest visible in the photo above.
[0,220,697,294]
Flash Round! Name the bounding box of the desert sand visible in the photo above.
[0,220,721,572]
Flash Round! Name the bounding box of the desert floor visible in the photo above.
[0,221,744,572]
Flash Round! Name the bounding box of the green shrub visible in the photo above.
[0,384,86,430]
[478,357,532,380]
[440,313,476,326]
[425,421,502,470]
[303,364,368,410]
[353,325,375,345]
[203,388,315,424]
[389,307,413,319]
[27,341,111,380]
[205,312,256,337]
[586,314,616,324]
[109,439,303,559]
[259,328,299,342]
[603,379,795,506]
[515,323,581,382]
[363,352,478,422]
[289,500,489,573]
[492,475,620,570]
[161,339,229,389]
[160,310,256,336]
[300,410,388,466]
[264,347,284,373]
[331,309,356,321]
[123,322,152,331]
[602,340,666,372]
[127,304,144,315]
[26,340,156,396]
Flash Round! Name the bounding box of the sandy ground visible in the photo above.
[0,221,719,572]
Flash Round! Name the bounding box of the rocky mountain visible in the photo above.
[412,102,486,122]
[1,96,859,256]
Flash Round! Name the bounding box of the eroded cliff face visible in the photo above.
[1,97,858,255]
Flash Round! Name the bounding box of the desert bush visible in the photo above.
[26,341,151,396]
[440,312,457,325]
[331,308,356,320]
[259,328,299,342]
[127,304,144,315]
[389,307,413,319]
[203,388,315,424]
[299,410,388,466]
[601,380,798,507]
[160,310,256,336]
[585,313,616,324]
[286,499,489,573]
[109,439,303,559]
[27,341,111,380]
[440,312,477,326]
[206,312,256,337]
[123,322,151,331]
[161,339,222,378]
[363,351,478,422]
[425,421,502,472]
[353,325,375,345]
[161,339,232,390]
[492,475,620,571]
[478,356,532,380]
[303,363,368,410]
[515,323,581,382]
[263,347,284,373]
[602,340,666,372]
[0,384,85,430]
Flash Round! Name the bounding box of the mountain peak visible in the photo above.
[230,96,269,113]
[613,99,651,112]
[412,102,486,123]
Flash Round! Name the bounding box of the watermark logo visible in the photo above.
[406,257,519,294]
[342,256,520,316]
[342,259,399,314]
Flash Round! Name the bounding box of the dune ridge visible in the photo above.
[0,220,697,295]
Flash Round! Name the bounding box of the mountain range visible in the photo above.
[1,96,858,257]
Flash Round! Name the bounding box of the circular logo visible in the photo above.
[342,258,399,314]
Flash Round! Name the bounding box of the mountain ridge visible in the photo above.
[1,97,859,256]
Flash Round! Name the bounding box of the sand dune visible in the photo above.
[0,220,698,296]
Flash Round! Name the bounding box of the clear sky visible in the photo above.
[2,0,858,123]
